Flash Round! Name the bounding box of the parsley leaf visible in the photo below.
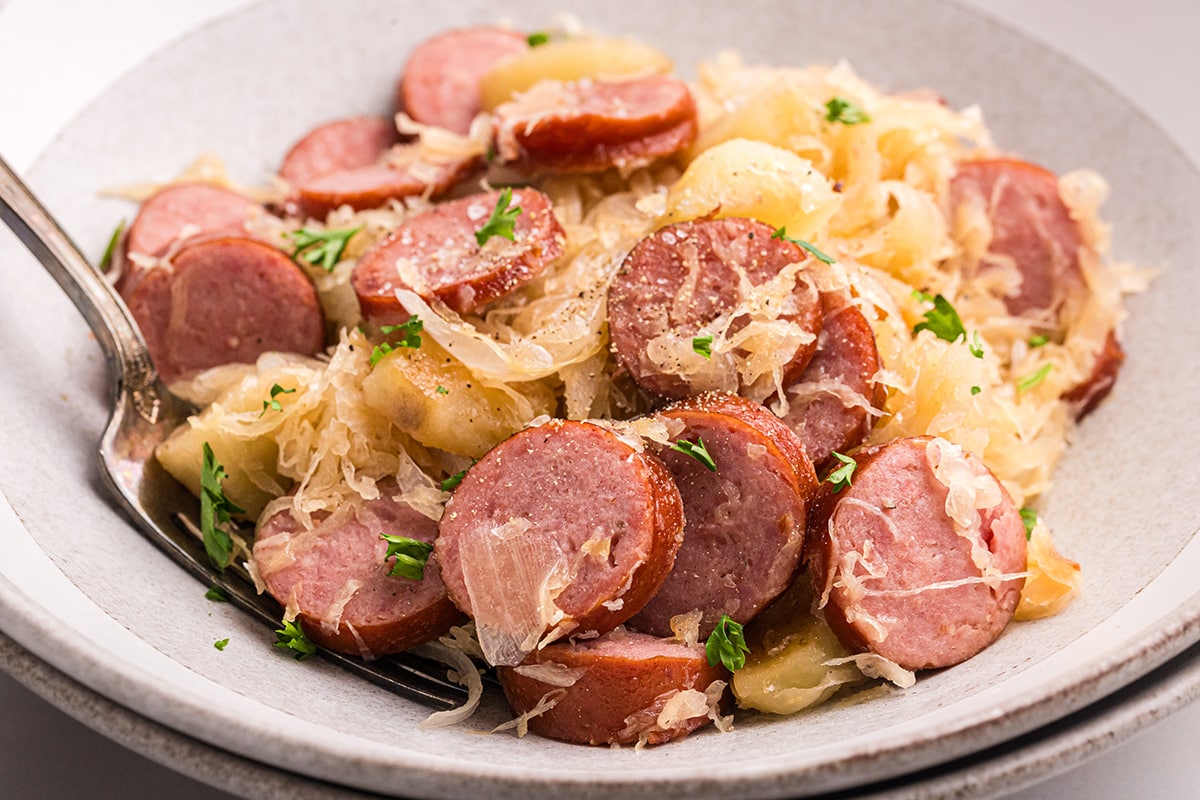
[825,96,872,125]
[200,443,244,570]
[1019,507,1038,540]
[381,315,423,348]
[968,330,985,359]
[369,342,394,367]
[771,226,835,264]
[1017,364,1054,393]
[205,586,230,602]
[825,451,856,493]
[370,316,424,366]
[259,383,296,416]
[912,293,967,344]
[1029,334,1049,348]
[970,385,982,396]
[693,335,714,360]
[214,638,230,651]
[435,385,450,395]
[287,226,361,272]
[274,619,316,661]
[705,615,750,672]
[99,219,126,274]
[671,438,717,472]
[380,533,434,580]
[475,187,522,246]
[527,31,550,47]
[440,469,467,492]
[911,289,934,304]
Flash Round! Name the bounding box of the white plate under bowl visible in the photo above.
[8,625,1200,800]
[0,1,1197,798]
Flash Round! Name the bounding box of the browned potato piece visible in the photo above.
[362,339,554,458]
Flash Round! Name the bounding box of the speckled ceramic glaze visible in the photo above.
[0,1,1198,798]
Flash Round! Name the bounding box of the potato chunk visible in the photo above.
[156,360,315,518]
[157,425,280,520]
[688,81,824,163]
[734,627,862,715]
[732,580,863,715]
[479,37,672,111]
[660,138,840,241]
[362,339,555,458]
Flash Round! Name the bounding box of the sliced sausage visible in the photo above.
[279,116,400,186]
[292,155,478,220]
[607,217,823,399]
[950,158,1086,323]
[120,182,260,291]
[278,116,478,219]
[808,435,1027,671]
[627,393,817,639]
[1063,328,1124,419]
[399,26,528,134]
[781,300,884,470]
[352,187,565,319]
[435,420,685,666]
[497,630,728,746]
[493,74,698,173]
[125,182,260,258]
[253,482,463,658]
[123,235,325,382]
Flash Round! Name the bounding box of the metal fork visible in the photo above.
[0,155,466,710]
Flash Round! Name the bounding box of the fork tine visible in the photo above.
[3,153,472,714]
[98,375,471,711]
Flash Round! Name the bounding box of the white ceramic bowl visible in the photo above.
[1,1,1198,798]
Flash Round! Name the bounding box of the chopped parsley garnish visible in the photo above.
[1019,507,1038,539]
[274,619,316,661]
[692,335,714,360]
[435,385,450,395]
[706,615,750,672]
[968,330,985,359]
[99,218,126,274]
[970,385,982,396]
[912,293,967,344]
[287,226,361,272]
[259,383,296,416]
[825,96,872,125]
[1029,334,1049,348]
[381,316,424,348]
[912,294,986,358]
[369,343,394,367]
[370,316,424,366]
[1017,364,1054,393]
[527,31,550,47]
[771,226,835,264]
[440,469,467,492]
[380,533,434,580]
[825,451,857,493]
[214,638,230,651]
[200,443,244,571]
[671,437,717,472]
[475,187,522,246]
[205,586,230,602]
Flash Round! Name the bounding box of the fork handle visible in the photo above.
[0,155,155,403]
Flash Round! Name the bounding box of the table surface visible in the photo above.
[1,1,1197,798]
